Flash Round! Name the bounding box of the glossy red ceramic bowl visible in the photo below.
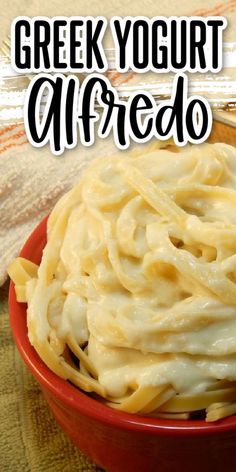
[8,216,236,472]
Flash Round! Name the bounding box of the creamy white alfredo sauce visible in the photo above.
[38,142,236,401]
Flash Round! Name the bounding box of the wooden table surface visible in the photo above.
[209,117,236,145]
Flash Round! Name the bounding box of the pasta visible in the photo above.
[8,141,236,422]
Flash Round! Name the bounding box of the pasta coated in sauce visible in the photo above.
[9,142,236,421]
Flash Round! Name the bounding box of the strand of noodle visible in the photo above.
[62,346,102,396]
[28,319,71,378]
[25,278,38,302]
[43,188,84,285]
[165,183,236,202]
[118,162,187,223]
[66,334,98,378]
[60,359,106,397]
[26,275,104,395]
[116,196,149,258]
[180,149,224,186]
[107,385,168,414]
[8,258,39,302]
[26,286,59,347]
[41,209,72,284]
[14,285,27,302]
[153,412,190,420]
[159,387,236,413]
[62,346,76,368]
[144,237,236,306]
[80,362,91,377]
[81,209,133,292]
[140,386,176,414]
[163,182,236,201]
[183,219,236,249]
[82,176,132,211]
[8,257,38,285]
[36,334,105,396]
[207,402,231,412]
[40,340,106,397]
[206,380,236,391]
[206,402,236,422]
[48,183,82,231]
[103,220,147,293]
[48,329,65,356]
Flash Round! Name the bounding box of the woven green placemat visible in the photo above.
[0,282,101,472]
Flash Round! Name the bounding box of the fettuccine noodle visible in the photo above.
[9,142,236,421]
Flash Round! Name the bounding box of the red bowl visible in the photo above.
[8,216,236,472]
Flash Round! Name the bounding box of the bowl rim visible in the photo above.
[8,215,236,436]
